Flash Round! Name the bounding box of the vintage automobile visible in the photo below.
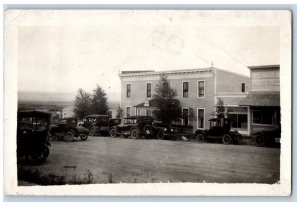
[50,117,89,142]
[109,116,154,139]
[193,117,241,144]
[110,116,175,140]
[252,126,281,147]
[82,114,121,136]
[17,111,52,164]
[151,121,175,140]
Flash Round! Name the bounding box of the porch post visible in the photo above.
[247,106,252,136]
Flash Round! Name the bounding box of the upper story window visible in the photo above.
[241,83,246,93]
[146,83,151,97]
[198,80,205,98]
[183,82,189,98]
[126,84,131,98]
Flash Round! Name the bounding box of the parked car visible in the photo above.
[50,117,89,142]
[252,126,281,147]
[193,117,241,144]
[82,114,121,136]
[151,121,175,140]
[17,111,52,163]
[109,116,154,139]
[110,116,175,140]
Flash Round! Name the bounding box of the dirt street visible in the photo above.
[18,136,280,185]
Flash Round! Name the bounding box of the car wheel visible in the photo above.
[30,145,49,164]
[110,128,117,138]
[89,127,96,136]
[156,130,164,140]
[195,133,205,143]
[131,128,139,139]
[80,133,88,141]
[65,131,74,142]
[254,135,265,147]
[222,134,232,145]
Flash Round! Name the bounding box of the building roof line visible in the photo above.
[119,68,213,77]
[248,65,280,69]
[213,67,250,78]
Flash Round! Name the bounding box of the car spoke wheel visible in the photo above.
[89,127,96,136]
[157,130,164,140]
[195,134,205,143]
[30,145,49,164]
[80,133,88,141]
[222,134,232,145]
[254,135,265,147]
[110,128,117,138]
[131,128,139,139]
[65,131,74,142]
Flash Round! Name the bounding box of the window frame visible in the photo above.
[197,108,205,129]
[146,82,152,98]
[126,83,131,98]
[197,80,205,98]
[126,106,131,117]
[182,81,189,98]
[182,108,189,126]
[241,82,246,93]
[252,110,273,125]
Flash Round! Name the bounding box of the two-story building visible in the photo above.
[239,65,280,136]
[119,67,250,134]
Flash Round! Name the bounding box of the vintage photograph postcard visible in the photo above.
[4,9,292,196]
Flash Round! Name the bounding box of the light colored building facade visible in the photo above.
[119,67,250,134]
[62,105,75,118]
[239,65,280,135]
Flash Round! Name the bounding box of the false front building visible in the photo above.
[239,65,280,136]
[119,67,250,134]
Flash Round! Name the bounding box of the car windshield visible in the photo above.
[59,119,67,124]
[124,118,137,124]
[18,117,49,132]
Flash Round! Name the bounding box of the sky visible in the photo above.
[16,10,280,102]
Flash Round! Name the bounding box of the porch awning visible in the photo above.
[134,99,158,108]
[239,93,280,107]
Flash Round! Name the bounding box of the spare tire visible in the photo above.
[143,124,152,136]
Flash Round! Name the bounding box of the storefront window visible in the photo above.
[253,110,273,125]
[227,106,248,129]
[228,113,247,129]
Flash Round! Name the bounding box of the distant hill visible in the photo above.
[18,91,120,111]
[18,91,76,102]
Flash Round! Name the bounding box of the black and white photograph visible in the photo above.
[4,9,292,196]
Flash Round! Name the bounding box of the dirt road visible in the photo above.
[18,136,280,185]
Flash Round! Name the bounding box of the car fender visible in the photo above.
[68,128,77,136]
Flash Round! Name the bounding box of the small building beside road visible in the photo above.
[239,65,280,136]
[119,67,250,134]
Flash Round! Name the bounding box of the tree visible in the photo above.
[116,106,124,118]
[215,97,227,118]
[152,73,182,125]
[188,107,197,126]
[91,85,109,115]
[74,88,92,119]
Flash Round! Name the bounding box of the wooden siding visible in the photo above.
[251,69,280,92]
